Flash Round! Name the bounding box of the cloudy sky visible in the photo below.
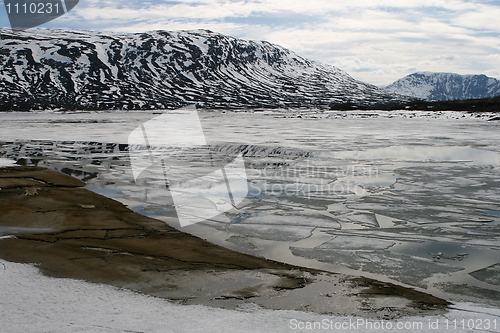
[1,0,499,85]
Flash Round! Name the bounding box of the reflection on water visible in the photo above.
[393,241,498,273]
[485,210,500,218]
[0,226,53,236]
[324,145,500,167]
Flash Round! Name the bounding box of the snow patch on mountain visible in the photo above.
[384,72,500,101]
[0,28,403,111]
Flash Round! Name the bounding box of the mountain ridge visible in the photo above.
[0,28,404,111]
[384,72,500,101]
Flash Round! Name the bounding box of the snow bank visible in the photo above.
[0,158,15,168]
[0,260,499,333]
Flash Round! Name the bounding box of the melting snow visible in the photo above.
[1,260,499,333]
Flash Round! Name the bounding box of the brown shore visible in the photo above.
[0,166,450,319]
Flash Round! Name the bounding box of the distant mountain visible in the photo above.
[0,29,404,111]
[384,72,500,101]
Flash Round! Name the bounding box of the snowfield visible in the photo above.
[0,158,15,167]
[1,260,499,333]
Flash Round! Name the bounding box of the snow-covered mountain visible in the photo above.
[384,72,500,101]
[0,29,403,111]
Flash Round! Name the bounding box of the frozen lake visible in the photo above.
[1,109,499,307]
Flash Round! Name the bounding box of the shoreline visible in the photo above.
[0,166,451,318]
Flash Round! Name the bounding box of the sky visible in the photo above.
[1,0,499,86]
